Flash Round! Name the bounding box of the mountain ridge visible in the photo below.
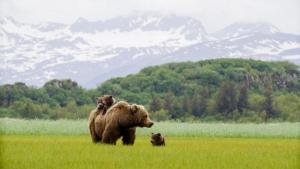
[0,13,299,88]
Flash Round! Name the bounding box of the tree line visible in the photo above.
[0,59,299,122]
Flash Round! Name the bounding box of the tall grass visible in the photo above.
[1,118,299,138]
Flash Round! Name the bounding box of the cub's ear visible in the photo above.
[96,97,101,103]
[109,95,113,99]
[130,104,138,114]
[157,133,161,136]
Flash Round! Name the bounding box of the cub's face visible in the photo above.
[151,133,165,145]
[96,95,116,110]
[130,104,154,128]
[151,133,161,142]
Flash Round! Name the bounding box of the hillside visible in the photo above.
[98,59,300,103]
[97,59,300,121]
[0,59,299,121]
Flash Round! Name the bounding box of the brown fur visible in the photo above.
[151,133,165,146]
[88,95,116,143]
[95,101,154,145]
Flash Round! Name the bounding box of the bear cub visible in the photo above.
[151,133,165,146]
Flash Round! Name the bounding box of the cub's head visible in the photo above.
[151,133,165,146]
[96,95,116,110]
[151,132,161,138]
[130,104,154,128]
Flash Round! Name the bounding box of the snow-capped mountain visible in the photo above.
[167,31,300,63]
[0,13,299,88]
[212,22,280,39]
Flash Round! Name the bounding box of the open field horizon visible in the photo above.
[1,118,299,138]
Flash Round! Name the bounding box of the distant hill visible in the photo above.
[98,58,300,102]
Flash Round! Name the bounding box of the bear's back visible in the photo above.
[106,101,130,115]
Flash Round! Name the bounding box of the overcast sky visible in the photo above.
[1,0,300,34]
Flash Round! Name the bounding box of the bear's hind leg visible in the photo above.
[89,119,100,143]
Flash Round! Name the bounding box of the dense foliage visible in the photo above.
[1,59,299,122]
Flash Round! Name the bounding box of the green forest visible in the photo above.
[1,59,299,122]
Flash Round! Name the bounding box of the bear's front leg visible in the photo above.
[102,128,120,145]
[121,128,136,145]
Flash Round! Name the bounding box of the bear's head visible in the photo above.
[130,104,154,128]
[96,95,116,110]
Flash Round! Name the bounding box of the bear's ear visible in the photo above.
[157,133,161,136]
[130,104,138,114]
[109,95,113,99]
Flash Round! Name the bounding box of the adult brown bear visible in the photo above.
[88,95,116,143]
[95,101,154,145]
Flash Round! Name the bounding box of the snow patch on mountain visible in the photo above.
[213,22,280,39]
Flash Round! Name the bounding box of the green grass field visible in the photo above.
[0,118,299,169]
[1,118,300,138]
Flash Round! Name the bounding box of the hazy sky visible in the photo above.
[1,0,300,34]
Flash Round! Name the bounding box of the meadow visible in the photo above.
[1,118,300,138]
[0,118,299,169]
